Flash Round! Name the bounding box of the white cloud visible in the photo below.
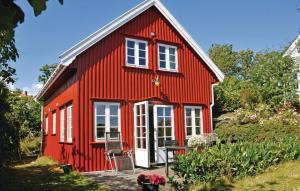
[8,83,16,91]
[23,83,43,96]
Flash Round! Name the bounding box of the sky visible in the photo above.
[11,0,300,95]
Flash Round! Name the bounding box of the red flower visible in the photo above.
[137,174,147,185]
[150,174,166,186]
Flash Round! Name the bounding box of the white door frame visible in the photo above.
[134,101,150,168]
[153,105,175,164]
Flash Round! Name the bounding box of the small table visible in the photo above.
[164,146,190,176]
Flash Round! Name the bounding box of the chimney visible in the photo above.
[24,91,28,96]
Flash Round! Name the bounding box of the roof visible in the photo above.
[36,0,224,101]
[284,34,300,58]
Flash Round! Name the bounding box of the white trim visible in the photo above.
[94,102,121,141]
[184,106,203,138]
[157,43,178,72]
[60,108,65,142]
[210,83,219,132]
[52,111,56,135]
[67,105,73,143]
[35,0,224,101]
[45,116,49,135]
[125,38,149,68]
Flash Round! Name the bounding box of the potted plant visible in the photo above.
[137,174,166,191]
[187,135,207,151]
[61,163,72,174]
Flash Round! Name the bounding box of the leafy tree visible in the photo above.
[38,63,58,84]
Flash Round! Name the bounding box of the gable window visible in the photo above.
[126,38,148,67]
[67,105,72,143]
[184,106,203,138]
[45,116,48,135]
[94,102,120,140]
[52,111,56,135]
[158,44,178,71]
[60,108,65,142]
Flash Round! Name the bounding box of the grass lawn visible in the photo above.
[191,160,300,191]
[0,157,106,191]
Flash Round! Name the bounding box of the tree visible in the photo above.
[38,63,57,84]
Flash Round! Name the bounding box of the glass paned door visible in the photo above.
[154,105,174,163]
[134,101,150,168]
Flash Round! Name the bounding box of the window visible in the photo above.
[185,106,203,138]
[158,44,178,71]
[126,38,148,67]
[156,106,174,147]
[67,105,72,143]
[60,108,65,142]
[45,116,48,135]
[52,112,56,135]
[94,102,120,140]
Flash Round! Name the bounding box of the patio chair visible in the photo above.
[105,132,135,175]
[164,140,179,159]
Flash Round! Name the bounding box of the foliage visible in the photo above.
[187,135,207,148]
[0,156,106,191]
[0,31,18,84]
[209,44,299,115]
[20,135,40,156]
[171,136,300,189]
[38,63,58,84]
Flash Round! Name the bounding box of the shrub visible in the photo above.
[171,136,300,187]
[20,135,41,156]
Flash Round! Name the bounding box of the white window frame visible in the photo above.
[125,38,148,68]
[94,102,121,141]
[60,108,65,142]
[45,116,48,135]
[184,106,203,138]
[52,111,56,135]
[158,43,178,72]
[66,105,73,143]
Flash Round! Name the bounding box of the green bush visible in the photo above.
[20,135,41,156]
[172,137,300,185]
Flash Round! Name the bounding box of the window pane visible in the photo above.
[165,117,172,126]
[97,128,105,138]
[96,116,105,126]
[166,127,172,136]
[127,56,135,64]
[127,48,134,56]
[187,127,192,136]
[159,46,166,53]
[110,105,118,115]
[170,55,175,62]
[159,53,165,60]
[141,105,145,114]
[195,109,201,117]
[142,138,146,149]
[160,61,166,68]
[169,47,175,55]
[127,40,134,48]
[139,50,146,58]
[137,105,140,115]
[185,108,192,116]
[157,107,164,116]
[195,118,201,126]
[158,127,164,137]
[96,105,105,115]
[139,42,146,50]
[137,116,140,126]
[170,62,176,70]
[186,117,192,126]
[139,58,146,66]
[110,116,118,126]
[196,126,201,135]
[158,138,164,147]
[142,127,146,138]
[157,117,164,126]
[137,138,141,148]
[165,107,171,116]
[141,115,146,126]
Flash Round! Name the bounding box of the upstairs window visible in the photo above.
[158,44,178,71]
[126,38,148,68]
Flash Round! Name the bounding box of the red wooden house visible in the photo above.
[36,0,224,172]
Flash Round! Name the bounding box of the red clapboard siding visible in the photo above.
[42,6,218,172]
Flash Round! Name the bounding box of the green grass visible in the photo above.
[0,156,106,191]
[190,160,300,191]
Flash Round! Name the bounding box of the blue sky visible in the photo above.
[12,0,300,94]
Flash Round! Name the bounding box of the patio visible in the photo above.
[82,165,173,191]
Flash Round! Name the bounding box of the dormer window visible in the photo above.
[126,38,148,68]
[158,44,178,71]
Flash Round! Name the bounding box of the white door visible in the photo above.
[154,105,174,164]
[134,101,150,168]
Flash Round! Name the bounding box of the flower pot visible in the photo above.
[141,182,159,191]
[62,164,72,174]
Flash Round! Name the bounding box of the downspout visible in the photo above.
[210,83,219,132]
